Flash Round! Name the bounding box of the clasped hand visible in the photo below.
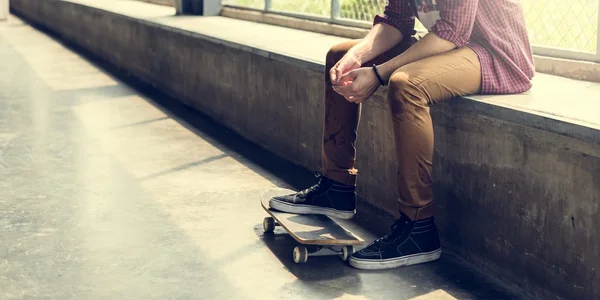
[330,53,381,104]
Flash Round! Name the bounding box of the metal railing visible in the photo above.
[222,0,600,63]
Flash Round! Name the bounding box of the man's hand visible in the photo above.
[332,67,380,104]
[330,53,362,85]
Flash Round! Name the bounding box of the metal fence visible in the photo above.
[221,0,600,62]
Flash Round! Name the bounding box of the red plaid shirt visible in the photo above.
[374,0,535,94]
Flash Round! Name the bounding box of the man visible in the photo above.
[269,0,535,270]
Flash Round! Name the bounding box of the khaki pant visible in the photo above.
[322,37,482,221]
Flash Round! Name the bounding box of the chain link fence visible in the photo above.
[339,0,385,21]
[523,0,598,54]
[222,0,600,59]
[269,0,330,16]
[224,0,264,9]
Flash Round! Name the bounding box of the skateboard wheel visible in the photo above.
[293,246,308,264]
[263,217,275,233]
[340,246,354,261]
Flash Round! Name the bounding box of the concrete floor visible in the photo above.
[1,16,528,300]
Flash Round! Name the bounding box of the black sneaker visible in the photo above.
[349,213,442,270]
[269,172,356,219]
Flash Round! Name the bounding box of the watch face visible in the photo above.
[415,0,440,29]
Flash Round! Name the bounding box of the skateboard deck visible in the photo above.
[260,187,364,263]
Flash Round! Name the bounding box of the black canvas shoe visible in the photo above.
[349,213,441,270]
[269,172,356,219]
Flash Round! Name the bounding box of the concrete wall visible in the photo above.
[10,1,600,299]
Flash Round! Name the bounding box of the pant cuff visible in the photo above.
[398,201,434,221]
[324,169,357,187]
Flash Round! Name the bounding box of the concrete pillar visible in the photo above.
[0,0,8,21]
[174,0,220,16]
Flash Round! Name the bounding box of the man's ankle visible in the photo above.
[329,179,355,189]
[320,172,356,189]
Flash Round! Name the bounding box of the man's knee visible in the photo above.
[387,72,428,114]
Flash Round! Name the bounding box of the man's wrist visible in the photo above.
[379,56,406,82]
[377,62,394,83]
[348,39,374,65]
[347,49,364,65]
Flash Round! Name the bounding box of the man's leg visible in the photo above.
[350,46,482,270]
[320,39,363,187]
[389,46,481,220]
[269,38,415,219]
[322,39,414,186]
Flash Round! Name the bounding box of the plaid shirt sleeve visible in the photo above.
[372,0,416,38]
[430,0,479,47]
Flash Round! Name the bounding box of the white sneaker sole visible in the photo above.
[349,248,442,270]
[269,198,355,220]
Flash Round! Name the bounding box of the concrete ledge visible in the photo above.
[138,0,173,6]
[534,55,600,84]
[10,0,600,299]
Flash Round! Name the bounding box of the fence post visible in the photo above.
[203,0,221,15]
[0,0,8,21]
[596,1,600,61]
[331,0,340,20]
[265,0,271,11]
[175,0,220,15]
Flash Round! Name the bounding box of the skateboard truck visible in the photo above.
[262,216,357,264]
[291,244,354,264]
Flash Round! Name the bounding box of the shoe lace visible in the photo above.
[370,219,407,248]
[298,171,326,197]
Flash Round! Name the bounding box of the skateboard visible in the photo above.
[260,188,364,264]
